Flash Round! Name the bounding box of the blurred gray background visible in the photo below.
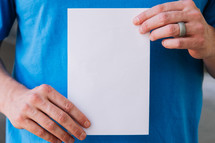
[0,22,215,143]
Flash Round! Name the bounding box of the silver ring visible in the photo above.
[178,22,186,37]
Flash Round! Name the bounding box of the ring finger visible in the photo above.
[23,119,61,143]
[150,21,200,41]
[26,107,74,143]
[150,23,190,41]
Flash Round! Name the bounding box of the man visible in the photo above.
[0,0,215,142]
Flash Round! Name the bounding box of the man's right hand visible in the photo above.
[1,84,91,143]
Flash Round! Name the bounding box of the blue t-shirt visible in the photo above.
[1,0,215,143]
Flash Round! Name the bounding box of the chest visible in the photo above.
[14,0,208,16]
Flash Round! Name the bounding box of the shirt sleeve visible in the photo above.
[0,0,16,40]
[203,0,215,27]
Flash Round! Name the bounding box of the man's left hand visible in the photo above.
[133,0,215,60]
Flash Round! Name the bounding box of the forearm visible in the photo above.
[204,57,215,78]
[203,25,215,78]
[0,43,27,114]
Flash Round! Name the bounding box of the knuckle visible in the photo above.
[159,13,168,24]
[73,127,83,139]
[155,5,164,13]
[167,25,177,35]
[175,39,182,48]
[14,115,24,125]
[13,115,24,129]
[47,136,57,143]
[141,12,147,20]
[29,93,42,105]
[45,103,52,113]
[191,10,202,20]
[20,103,31,113]
[58,112,68,123]
[30,108,37,116]
[196,23,205,33]
[79,115,87,125]
[39,84,51,94]
[64,102,75,113]
[61,133,70,142]
[46,121,56,131]
[142,22,149,30]
[185,0,196,7]
[37,128,46,137]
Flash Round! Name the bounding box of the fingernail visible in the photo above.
[84,121,91,128]
[80,132,87,140]
[133,17,140,24]
[68,138,74,143]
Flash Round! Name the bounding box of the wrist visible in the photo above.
[203,53,215,78]
[0,76,28,114]
[204,25,215,59]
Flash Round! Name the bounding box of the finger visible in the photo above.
[133,1,185,25]
[25,104,75,142]
[139,11,188,34]
[150,23,193,41]
[49,88,91,128]
[36,84,91,128]
[162,37,199,49]
[35,98,87,141]
[150,24,180,41]
[23,119,61,143]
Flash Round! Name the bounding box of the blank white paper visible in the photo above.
[68,8,150,135]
